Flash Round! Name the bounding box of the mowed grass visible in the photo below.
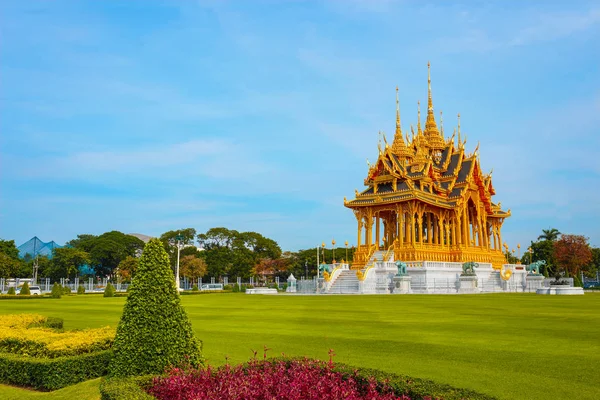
[1,293,599,400]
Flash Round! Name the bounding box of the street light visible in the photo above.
[321,242,326,264]
[517,244,521,264]
[175,233,184,291]
[528,247,533,264]
[332,239,336,264]
[345,241,349,264]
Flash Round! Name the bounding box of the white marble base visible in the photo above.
[458,275,480,294]
[246,288,278,295]
[393,275,412,294]
[525,275,545,292]
[536,286,584,295]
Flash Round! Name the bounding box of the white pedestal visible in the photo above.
[245,288,278,295]
[537,286,584,295]
[393,275,412,294]
[458,275,480,294]
[525,275,544,292]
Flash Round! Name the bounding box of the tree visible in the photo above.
[0,239,20,260]
[116,256,139,282]
[553,234,593,279]
[160,228,197,268]
[538,228,561,242]
[253,258,289,283]
[180,255,207,286]
[108,239,203,377]
[0,253,21,279]
[69,231,144,277]
[51,282,62,298]
[50,247,90,280]
[528,239,557,277]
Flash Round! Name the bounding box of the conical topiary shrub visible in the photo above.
[108,238,203,377]
[51,283,62,298]
[7,287,16,295]
[20,282,30,295]
[104,282,115,297]
[77,285,85,294]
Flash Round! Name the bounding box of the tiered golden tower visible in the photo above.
[344,63,510,269]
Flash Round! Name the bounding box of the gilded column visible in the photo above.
[427,213,432,244]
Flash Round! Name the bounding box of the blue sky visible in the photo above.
[1,0,599,251]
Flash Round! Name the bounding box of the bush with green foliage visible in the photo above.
[232,283,240,292]
[62,285,72,295]
[19,282,30,295]
[108,238,203,377]
[191,284,199,292]
[104,283,116,298]
[6,287,16,295]
[77,285,86,294]
[51,283,62,298]
[100,375,155,400]
[223,284,232,291]
[0,350,112,390]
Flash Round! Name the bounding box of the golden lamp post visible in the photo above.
[517,244,521,264]
[321,242,326,264]
[332,239,336,264]
[503,242,509,262]
[528,247,533,264]
[345,241,349,263]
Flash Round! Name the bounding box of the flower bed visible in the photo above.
[0,314,114,358]
[149,357,405,400]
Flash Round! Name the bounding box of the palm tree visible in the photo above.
[538,228,561,242]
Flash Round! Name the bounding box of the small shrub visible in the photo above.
[19,282,31,295]
[232,283,240,293]
[191,284,199,292]
[51,283,62,298]
[104,283,116,298]
[223,284,232,291]
[7,287,16,295]
[100,375,155,400]
[62,285,72,295]
[77,285,86,294]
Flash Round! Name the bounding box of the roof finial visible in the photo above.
[417,101,422,134]
[457,113,462,149]
[440,110,444,137]
[427,61,433,113]
[395,86,401,134]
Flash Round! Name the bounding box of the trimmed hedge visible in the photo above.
[51,283,62,298]
[77,285,86,294]
[100,376,155,400]
[104,283,116,297]
[0,295,52,300]
[7,287,16,295]
[0,350,113,390]
[179,290,232,295]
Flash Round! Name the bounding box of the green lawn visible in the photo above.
[1,293,599,400]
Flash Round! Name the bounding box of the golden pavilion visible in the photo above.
[344,63,510,270]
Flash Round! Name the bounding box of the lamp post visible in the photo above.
[332,239,336,264]
[345,241,349,264]
[175,233,184,291]
[321,242,326,264]
[528,247,533,264]
[305,260,308,280]
[503,242,509,263]
[517,244,521,264]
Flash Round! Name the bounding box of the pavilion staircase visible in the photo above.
[328,270,360,294]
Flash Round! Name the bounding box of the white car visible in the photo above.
[16,286,42,295]
[29,286,42,295]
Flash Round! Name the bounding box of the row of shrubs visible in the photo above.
[1,283,126,298]
[99,358,497,400]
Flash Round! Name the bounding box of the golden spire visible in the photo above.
[395,86,401,133]
[424,62,445,150]
[392,87,412,159]
[440,110,444,137]
[457,113,462,149]
[417,101,422,135]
